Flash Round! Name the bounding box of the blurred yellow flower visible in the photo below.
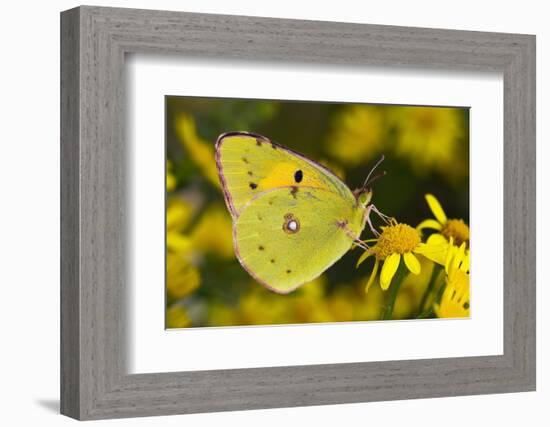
[166,160,177,192]
[207,301,239,327]
[238,288,291,325]
[174,113,220,188]
[190,204,234,259]
[166,251,200,300]
[326,105,385,166]
[166,197,201,307]
[417,194,470,247]
[354,282,384,320]
[166,233,193,256]
[434,242,470,318]
[205,276,390,327]
[393,285,418,319]
[212,276,329,326]
[166,197,194,233]
[166,198,195,253]
[391,107,467,180]
[357,221,426,292]
[166,304,192,328]
[401,255,435,293]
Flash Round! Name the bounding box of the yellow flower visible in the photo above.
[224,276,330,326]
[166,251,201,300]
[206,276,388,327]
[353,281,384,320]
[434,242,470,318]
[166,197,201,301]
[391,106,467,180]
[417,194,470,247]
[326,105,385,166]
[357,221,429,292]
[190,204,234,259]
[166,160,177,192]
[166,197,195,253]
[174,113,220,188]
[166,197,194,233]
[414,233,451,267]
[166,304,192,328]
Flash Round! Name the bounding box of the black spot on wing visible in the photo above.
[249,182,257,190]
[294,170,303,183]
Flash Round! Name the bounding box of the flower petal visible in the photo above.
[452,242,467,272]
[425,194,447,224]
[445,253,452,274]
[414,239,448,266]
[365,259,379,293]
[416,219,443,231]
[427,233,448,245]
[461,250,470,273]
[404,252,421,275]
[380,253,400,290]
[356,250,373,267]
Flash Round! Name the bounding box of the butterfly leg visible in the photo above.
[364,204,394,237]
[364,204,380,237]
[352,239,371,251]
[370,204,393,224]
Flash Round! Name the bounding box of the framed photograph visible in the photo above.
[60,6,536,420]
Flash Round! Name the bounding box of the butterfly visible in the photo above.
[215,131,385,294]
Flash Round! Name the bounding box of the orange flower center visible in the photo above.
[371,223,420,259]
[441,219,470,246]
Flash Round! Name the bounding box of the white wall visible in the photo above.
[0,0,546,425]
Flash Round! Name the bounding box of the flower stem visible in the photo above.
[435,279,447,304]
[416,307,434,319]
[381,261,408,320]
[418,264,442,315]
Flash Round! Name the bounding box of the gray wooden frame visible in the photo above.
[60,5,536,420]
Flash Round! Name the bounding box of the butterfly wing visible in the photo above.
[215,132,355,218]
[234,186,366,294]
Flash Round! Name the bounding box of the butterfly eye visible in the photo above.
[294,170,303,183]
[358,190,373,206]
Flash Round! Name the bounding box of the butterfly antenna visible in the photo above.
[362,155,385,189]
[365,170,386,187]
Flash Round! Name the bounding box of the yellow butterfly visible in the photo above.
[215,132,384,294]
